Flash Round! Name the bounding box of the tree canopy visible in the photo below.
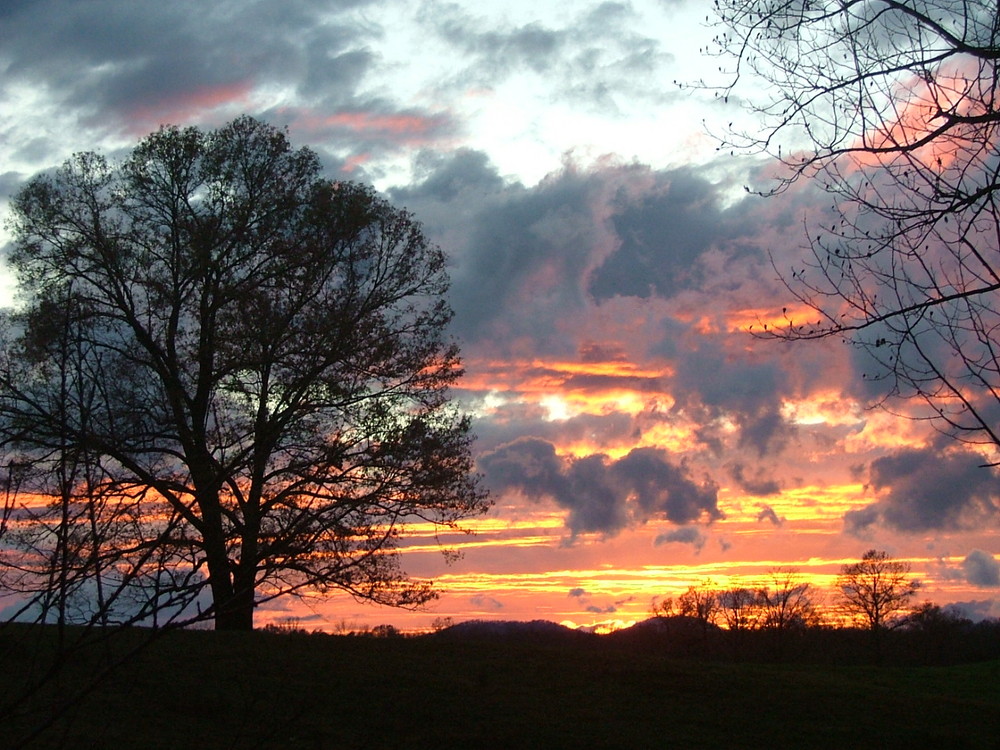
[0,116,488,630]
[838,549,920,633]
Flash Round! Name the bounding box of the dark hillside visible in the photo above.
[1,623,997,749]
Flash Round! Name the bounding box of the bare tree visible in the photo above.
[677,583,720,643]
[0,290,200,634]
[1,116,489,631]
[838,549,920,657]
[706,1,1000,461]
[758,568,819,633]
[650,595,675,618]
[757,568,820,659]
[718,586,761,632]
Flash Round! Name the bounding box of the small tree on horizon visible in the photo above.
[758,568,820,632]
[838,549,920,658]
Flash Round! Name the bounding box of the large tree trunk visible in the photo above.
[197,483,251,631]
[219,565,256,631]
[213,580,255,630]
[203,536,240,630]
[204,526,258,631]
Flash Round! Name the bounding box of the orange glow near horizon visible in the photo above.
[280,539,997,634]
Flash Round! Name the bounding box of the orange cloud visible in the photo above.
[463,357,670,398]
[849,59,998,172]
[727,305,826,335]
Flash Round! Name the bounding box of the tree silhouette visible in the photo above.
[757,568,819,660]
[706,1,1000,461]
[1,116,488,631]
[838,549,920,658]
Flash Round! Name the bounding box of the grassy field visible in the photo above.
[2,625,998,749]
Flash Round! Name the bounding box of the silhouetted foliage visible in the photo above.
[1,116,488,632]
[759,570,819,629]
[838,549,920,660]
[838,550,921,632]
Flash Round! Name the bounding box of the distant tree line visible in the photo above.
[645,551,998,665]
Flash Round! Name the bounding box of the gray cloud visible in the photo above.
[0,172,27,202]
[963,550,1000,587]
[393,156,602,350]
[845,448,1000,533]
[671,337,792,457]
[393,150,765,365]
[471,408,636,458]
[1,2,361,111]
[0,0,456,174]
[611,448,721,525]
[391,149,804,473]
[843,505,881,537]
[589,169,754,301]
[730,463,781,496]
[569,586,621,614]
[478,439,720,536]
[653,526,706,551]
[756,505,783,526]
[470,594,504,610]
[419,2,672,112]
[477,437,567,498]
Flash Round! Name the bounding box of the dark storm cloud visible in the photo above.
[671,337,791,457]
[729,463,781,496]
[589,169,754,300]
[963,550,1000,587]
[845,447,1000,533]
[393,150,759,354]
[478,439,720,537]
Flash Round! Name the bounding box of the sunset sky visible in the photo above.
[1,0,998,632]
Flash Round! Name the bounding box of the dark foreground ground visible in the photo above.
[2,624,998,750]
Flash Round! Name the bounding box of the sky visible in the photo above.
[1,0,999,633]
